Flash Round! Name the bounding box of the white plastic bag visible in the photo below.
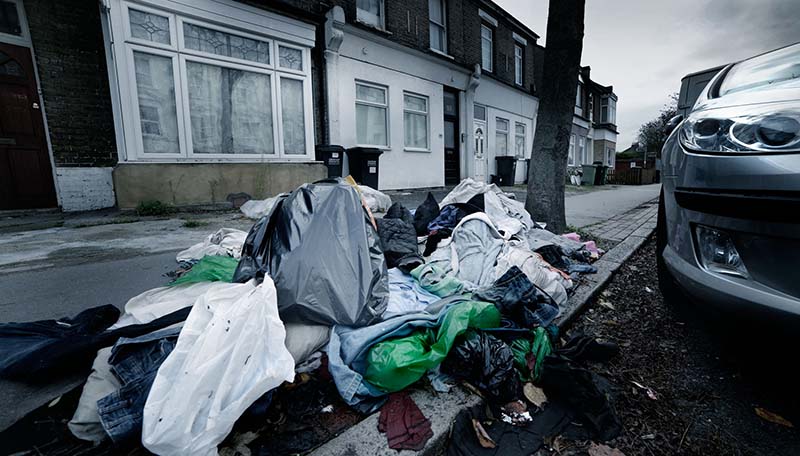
[109,282,227,329]
[240,195,282,219]
[142,279,295,456]
[176,228,247,262]
[358,185,392,212]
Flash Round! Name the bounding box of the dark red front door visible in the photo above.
[0,43,56,210]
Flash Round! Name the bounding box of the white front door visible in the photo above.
[473,120,487,183]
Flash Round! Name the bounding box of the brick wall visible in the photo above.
[25,0,117,167]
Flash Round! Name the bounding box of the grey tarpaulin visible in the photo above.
[233,180,388,327]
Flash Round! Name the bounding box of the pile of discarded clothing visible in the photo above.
[0,177,614,455]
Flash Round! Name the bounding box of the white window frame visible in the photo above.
[514,44,523,86]
[514,122,525,158]
[108,0,315,162]
[356,0,385,29]
[355,81,389,148]
[428,0,447,54]
[568,134,576,166]
[606,147,614,167]
[495,117,509,156]
[481,24,493,72]
[403,92,430,151]
[578,136,587,165]
[601,96,617,124]
[0,0,32,47]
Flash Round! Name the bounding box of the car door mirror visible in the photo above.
[665,114,684,136]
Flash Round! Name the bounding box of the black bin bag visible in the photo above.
[233,180,389,327]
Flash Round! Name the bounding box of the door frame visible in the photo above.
[0,0,59,209]
[443,86,460,185]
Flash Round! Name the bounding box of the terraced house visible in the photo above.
[0,0,617,211]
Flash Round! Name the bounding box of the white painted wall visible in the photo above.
[56,167,116,212]
[336,56,446,189]
[473,78,537,185]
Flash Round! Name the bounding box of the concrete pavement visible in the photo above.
[565,183,660,228]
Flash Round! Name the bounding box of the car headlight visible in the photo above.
[679,102,800,154]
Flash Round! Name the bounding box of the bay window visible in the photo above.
[601,96,617,124]
[495,118,509,156]
[404,93,429,150]
[514,122,525,158]
[110,1,314,161]
[356,82,389,147]
[578,136,586,164]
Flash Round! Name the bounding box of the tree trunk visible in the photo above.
[525,0,585,234]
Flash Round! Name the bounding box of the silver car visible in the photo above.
[658,42,800,318]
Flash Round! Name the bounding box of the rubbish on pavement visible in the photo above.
[239,195,284,220]
[359,184,392,213]
[176,228,247,261]
[588,442,627,456]
[234,180,388,327]
[68,347,119,443]
[472,418,496,448]
[384,268,441,319]
[439,177,534,234]
[170,255,239,286]
[475,267,559,329]
[442,330,520,404]
[522,383,547,408]
[411,263,465,297]
[377,391,433,451]
[365,300,501,392]
[499,400,533,425]
[511,327,554,382]
[414,191,441,235]
[377,203,424,271]
[755,407,794,428]
[142,279,295,456]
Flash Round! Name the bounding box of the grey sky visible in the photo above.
[494,0,800,149]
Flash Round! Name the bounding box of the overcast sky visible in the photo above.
[494,0,800,149]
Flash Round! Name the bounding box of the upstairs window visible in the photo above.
[495,118,509,156]
[355,82,388,147]
[601,96,617,124]
[357,0,384,29]
[514,44,523,86]
[481,24,493,72]
[606,147,614,167]
[429,0,447,53]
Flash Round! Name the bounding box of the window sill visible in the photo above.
[355,144,392,151]
[429,48,454,60]
[404,147,431,153]
[355,20,392,36]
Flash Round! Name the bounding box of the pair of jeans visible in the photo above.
[474,266,559,328]
[326,294,465,414]
[0,305,191,381]
[97,326,181,444]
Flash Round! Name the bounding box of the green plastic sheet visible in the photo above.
[171,255,239,286]
[511,327,553,381]
[364,300,501,392]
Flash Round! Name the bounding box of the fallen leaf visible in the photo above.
[631,381,658,400]
[588,442,626,456]
[598,299,616,310]
[523,383,548,407]
[472,418,496,448]
[755,407,794,428]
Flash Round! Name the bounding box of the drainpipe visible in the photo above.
[324,6,345,146]
[463,64,481,179]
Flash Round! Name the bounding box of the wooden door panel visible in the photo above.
[0,43,56,209]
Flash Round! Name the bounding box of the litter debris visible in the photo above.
[472,418,496,448]
[589,442,626,456]
[755,407,794,428]
[3,177,612,455]
[523,383,548,408]
[631,381,659,400]
[378,391,433,451]
[644,286,654,293]
[598,299,616,310]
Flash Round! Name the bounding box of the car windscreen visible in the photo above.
[718,42,800,96]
